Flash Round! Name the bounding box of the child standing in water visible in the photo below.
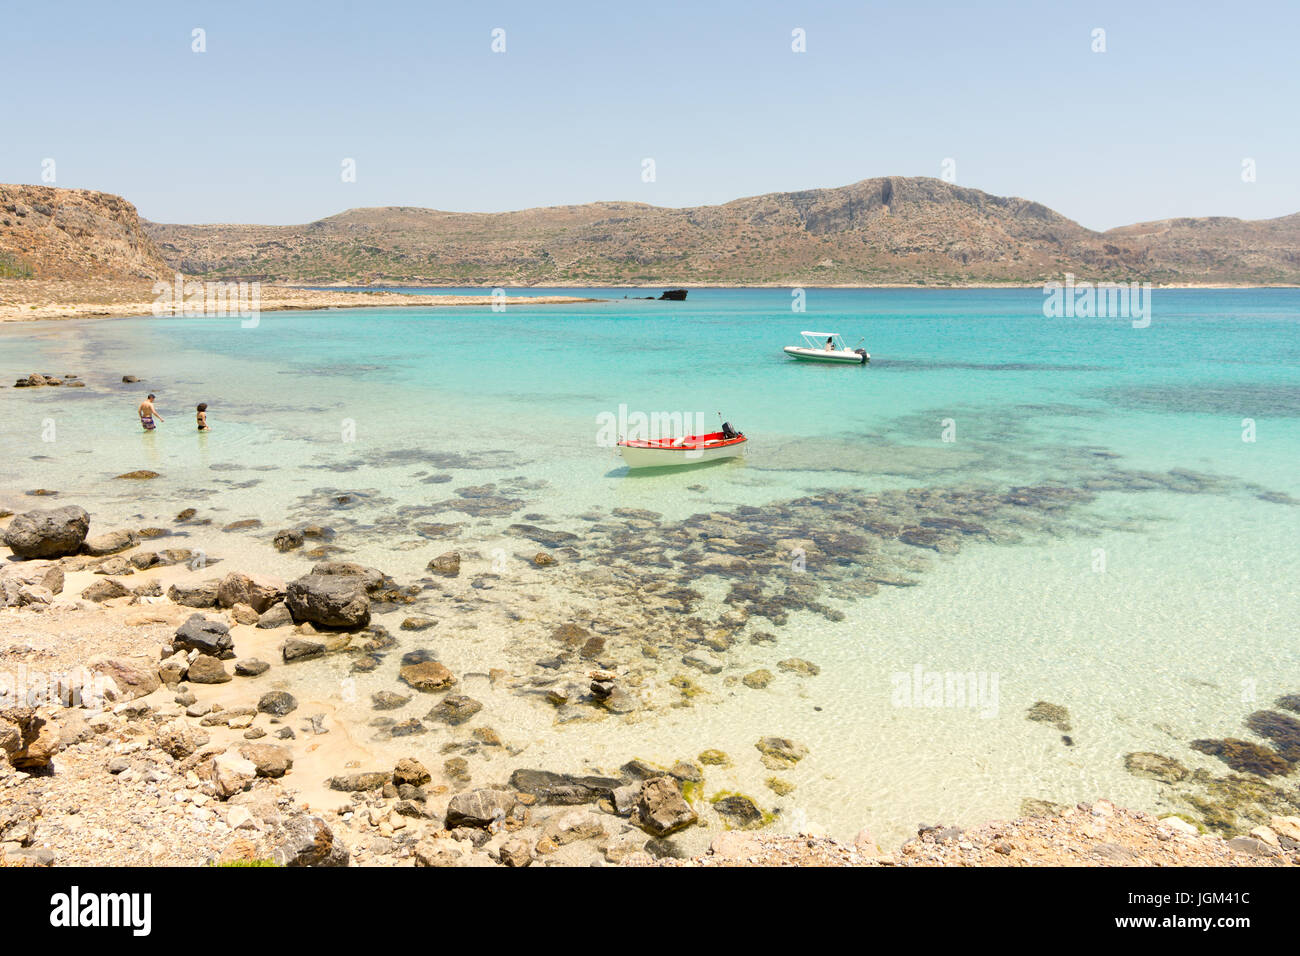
[196,403,210,431]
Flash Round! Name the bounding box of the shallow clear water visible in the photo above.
[2,288,1298,842]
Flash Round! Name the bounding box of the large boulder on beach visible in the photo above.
[217,572,286,614]
[173,613,234,657]
[2,506,89,558]
[285,574,370,629]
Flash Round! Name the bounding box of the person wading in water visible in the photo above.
[138,393,164,431]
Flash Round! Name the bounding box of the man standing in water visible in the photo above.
[138,393,164,431]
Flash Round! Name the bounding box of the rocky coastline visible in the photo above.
[2,495,1299,868]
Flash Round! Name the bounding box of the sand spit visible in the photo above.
[0,279,600,323]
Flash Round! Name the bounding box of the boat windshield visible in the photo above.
[800,331,844,350]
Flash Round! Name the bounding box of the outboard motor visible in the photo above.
[721,421,738,439]
[854,348,869,364]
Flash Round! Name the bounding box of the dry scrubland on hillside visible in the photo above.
[2,179,1298,289]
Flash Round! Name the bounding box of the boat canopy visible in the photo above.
[800,331,840,338]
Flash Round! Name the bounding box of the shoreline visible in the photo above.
[301,280,1300,291]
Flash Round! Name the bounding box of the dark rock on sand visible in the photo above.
[257,603,293,629]
[80,578,130,602]
[445,789,517,828]
[167,579,221,608]
[258,691,298,716]
[173,614,234,657]
[281,637,326,663]
[508,769,623,805]
[329,772,389,792]
[235,658,270,677]
[186,655,232,684]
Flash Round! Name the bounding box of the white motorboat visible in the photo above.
[783,331,869,364]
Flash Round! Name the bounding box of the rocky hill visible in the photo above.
[0,185,171,280]
[144,177,1300,286]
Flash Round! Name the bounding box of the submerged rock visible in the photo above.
[755,737,809,770]
[425,694,482,725]
[1027,701,1072,733]
[712,794,764,829]
[427,552,461,577]
[1124,751,1189,783]
[399,658,456,693]
[1190,738,1292,777]
[1244,710,1300,763]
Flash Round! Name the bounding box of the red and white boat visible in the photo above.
[617,424,748,470]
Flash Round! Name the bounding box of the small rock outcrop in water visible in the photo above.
[658,289,688,301]
[2,505,90,558]
[636,776,697,836]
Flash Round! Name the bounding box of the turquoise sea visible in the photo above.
[2,288,1298,843]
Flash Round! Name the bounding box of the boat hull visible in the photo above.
[618,438,747,470]
[783,346,868,364]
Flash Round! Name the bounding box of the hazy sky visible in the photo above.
[4,0,1296,230]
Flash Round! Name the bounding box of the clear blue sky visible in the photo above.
[3,0,1296,230]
